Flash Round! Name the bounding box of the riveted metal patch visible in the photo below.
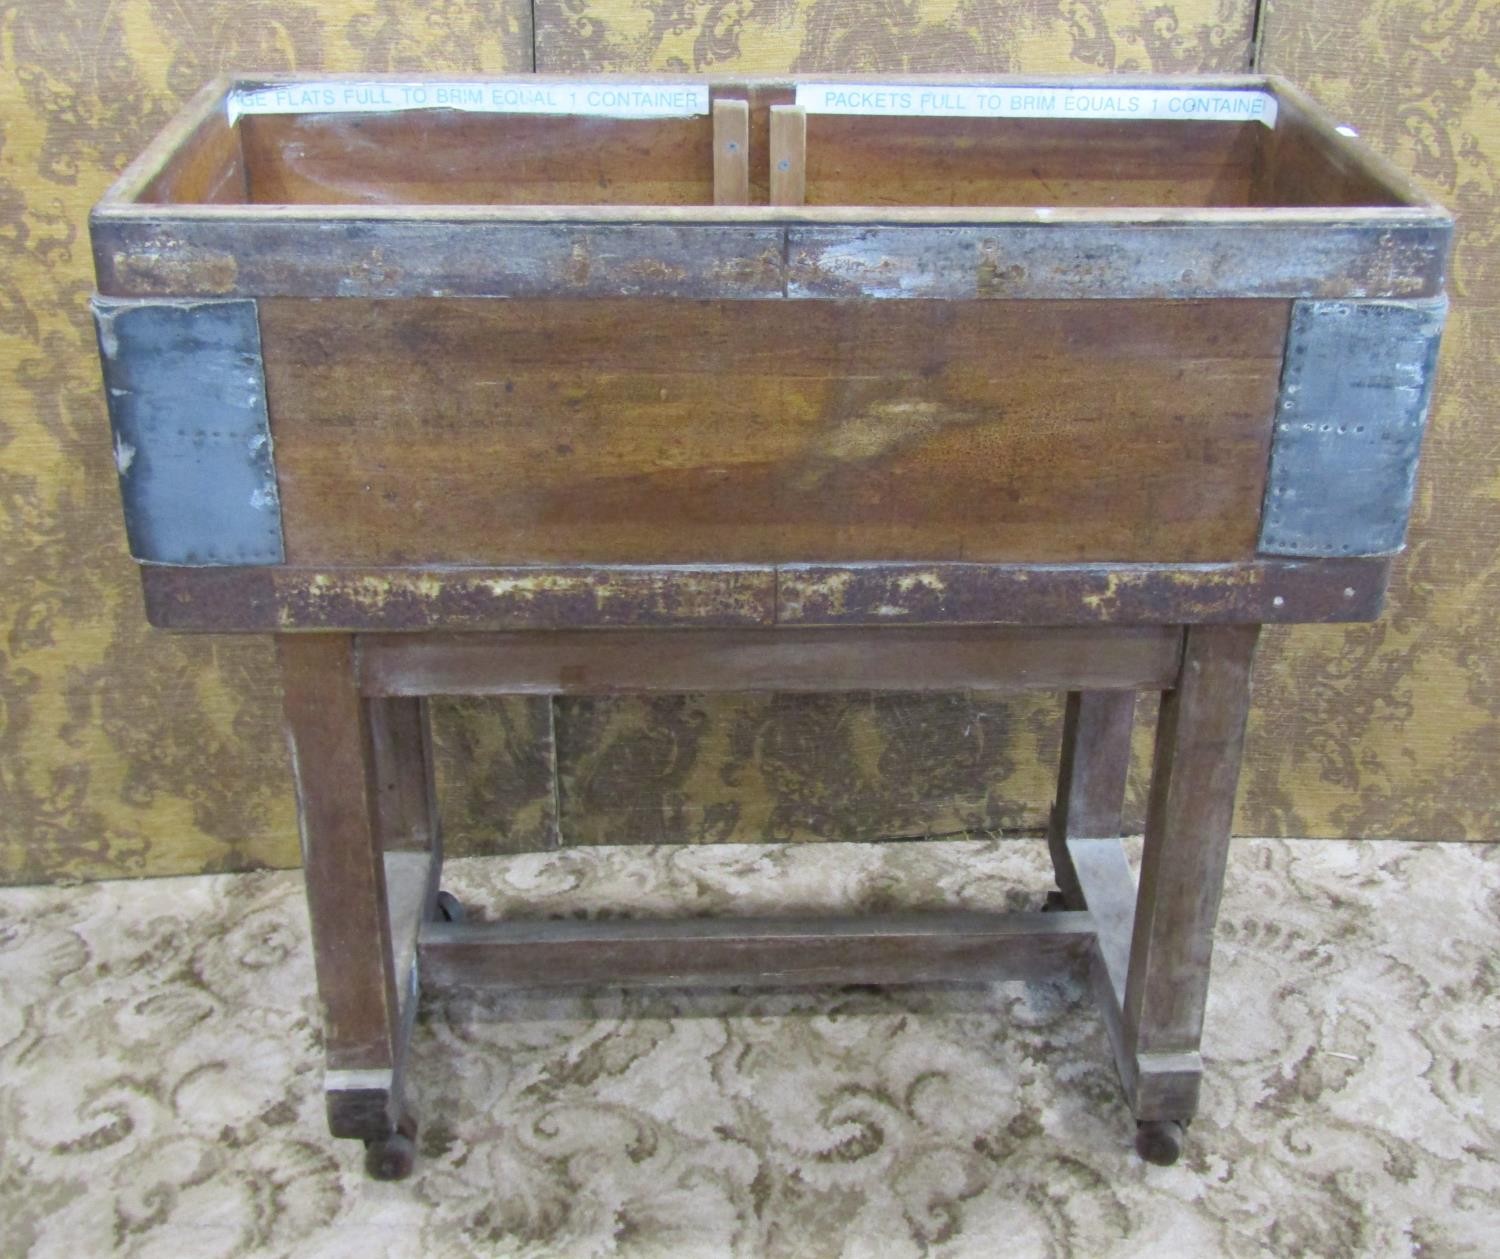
[1259,296,1446,558]
[93,297,283,565]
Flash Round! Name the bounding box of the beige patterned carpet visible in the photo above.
[1,838,1496,1258]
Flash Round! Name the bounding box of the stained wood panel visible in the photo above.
[138,91,249,205]
[241,111,718,206]
[261,296,1286,566]
[802,116,1265,207]
[235,83,792,209]
[1252,86,1420,209]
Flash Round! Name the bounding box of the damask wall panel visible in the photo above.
[534,0,1258,74]
[3,0,1495,883]
[553,692,1045,847]
[1242,1,1500,839]
[0,1,535,883]
[432,696,559,854]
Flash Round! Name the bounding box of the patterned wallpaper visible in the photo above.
[533,0,1257,73]
[1246,0,1500,838]
[0,0,1493,884]
[0,1,534,883]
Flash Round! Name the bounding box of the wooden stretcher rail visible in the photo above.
[417,909,1096,990]
[353,626,1184,698]
[139,558,1391,631]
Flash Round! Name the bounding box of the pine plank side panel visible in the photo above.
[261,297,1288,566]
[241,112,717,206]
[802,116,1264,207]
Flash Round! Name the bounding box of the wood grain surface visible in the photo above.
[261,296,1286,566]
[241,111,717,206]
[276,635,401,1074]
[419,908,1096,989]
[800,115,1264,207]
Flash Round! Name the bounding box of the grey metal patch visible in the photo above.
[92,297,283,565]
[1259,297,1447,558]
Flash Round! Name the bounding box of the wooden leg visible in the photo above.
[279,635,419,1179]
[1047,690,1137,909]
[368,696,440,854]
[368,692,454,915]
[1121,623,1259,1159]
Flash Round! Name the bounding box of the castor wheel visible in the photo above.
[1040,889,1070,913]
[434,889,466,923]
[1134,1119,1185,1166]
[364,1111,418,1181]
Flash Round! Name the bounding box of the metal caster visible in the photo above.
[1134,1119,1184,1166]
[434,890,466,923]
[364,1111,418,1181]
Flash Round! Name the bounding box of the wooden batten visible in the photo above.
[769,105,806,206]
[1069,837,1138,1009]
[383,848,437,1046]
[712,98,750,205]
[1069,835,1143,1107]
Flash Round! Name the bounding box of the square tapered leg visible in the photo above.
[279,634,437,1179]
[1047,690,1137,908]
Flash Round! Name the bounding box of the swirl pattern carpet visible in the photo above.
[2,836,1496,1257]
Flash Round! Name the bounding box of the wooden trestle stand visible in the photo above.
[90,73,1451,1177]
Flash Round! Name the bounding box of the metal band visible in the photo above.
[92,215,1449,302]
[324,1068,396,1095]
[1259,296,1447,557]
[787,221,1449,300]
[93,297,283,566]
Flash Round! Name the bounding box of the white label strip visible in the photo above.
[795,84,1278,128]
[227,81,710,124]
